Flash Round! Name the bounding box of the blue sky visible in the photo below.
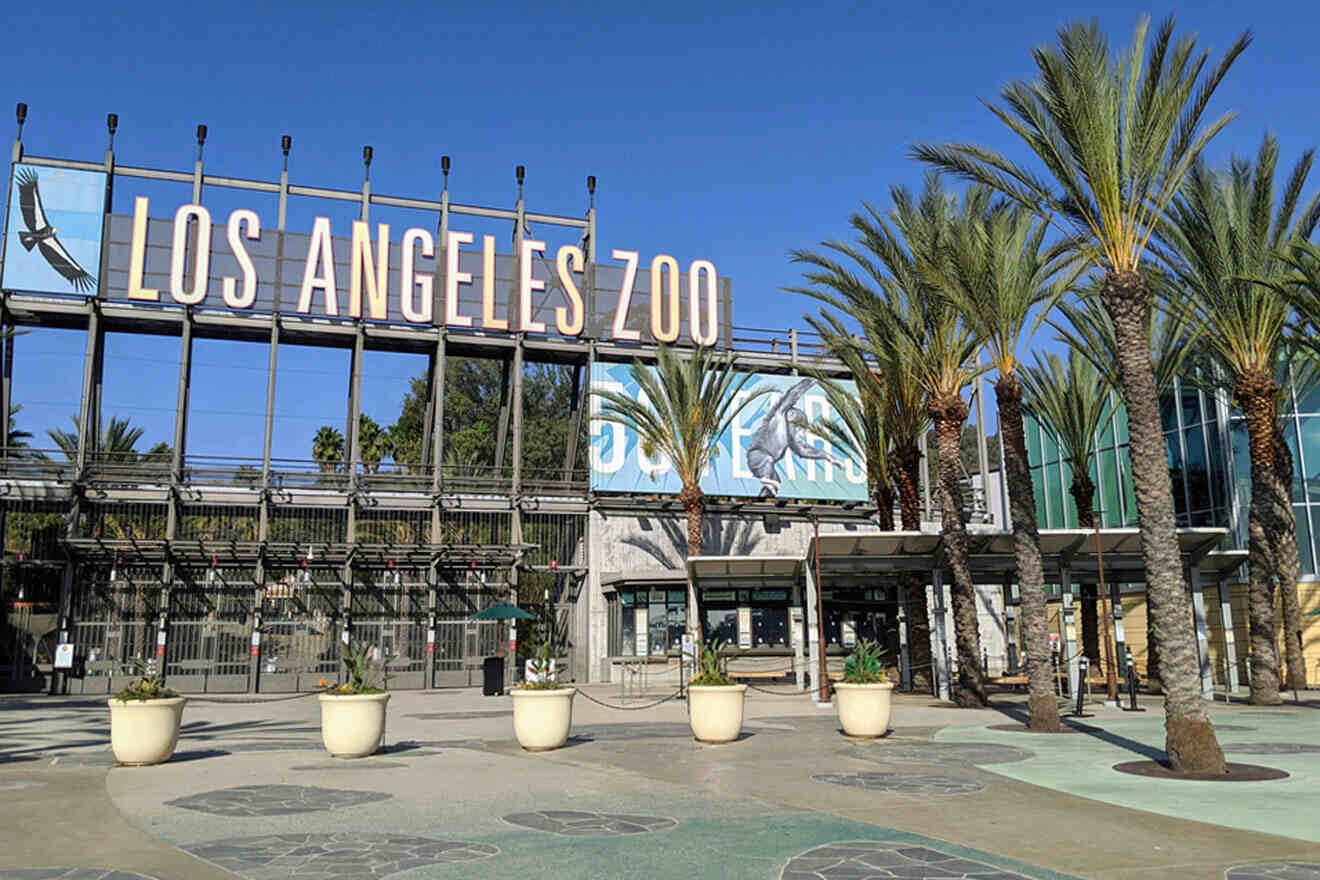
[1,1,1315,460]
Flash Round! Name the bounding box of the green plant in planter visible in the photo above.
[115,657,178,702]
[689,640,735,686]
[519,641,565,691]
[842,639,888,684]
[328,641,390,695]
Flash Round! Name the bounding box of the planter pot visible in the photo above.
[833,682,894,738]
[107,696,186,766]
[687,684,747,744]
[318,692,390,758]
[511,687,576,751]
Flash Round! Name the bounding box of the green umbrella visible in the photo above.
[471,602,535,621]
[1306,607,1320,617]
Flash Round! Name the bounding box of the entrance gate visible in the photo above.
[351,567,428,691]
[165,565,255,693]
[258,565,341,692]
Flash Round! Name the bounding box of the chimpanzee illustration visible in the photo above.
[745,378,842,498]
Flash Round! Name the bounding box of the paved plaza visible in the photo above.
[2,687,1319,879]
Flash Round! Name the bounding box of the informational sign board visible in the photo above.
[842,616,857,648]
[737,607,752,649]
[634,608,649,656]
[790,608,804,649]
[680,633,696,664]
[3,164,105,297]
[590,363,866,501]
[54,643,75,669]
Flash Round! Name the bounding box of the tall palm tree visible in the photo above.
[936,199,1074,728]
[1155,135,1320,701]
[6,405,32,454]
[312,426,345,473]
[592,344,766,641]
[48,415,145,464]
[357,414,392,474]
[914,15,1247,772]
[806,321,895,529]
[803,313,934,687]
[792,177,989,707]
[1021,350,1119,698]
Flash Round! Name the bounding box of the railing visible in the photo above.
[0,448,76,481]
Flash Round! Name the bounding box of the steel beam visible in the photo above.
[563,362,585,480]
[493,357,512,471]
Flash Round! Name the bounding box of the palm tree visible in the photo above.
[914,15,1247,772]
[1021,350,1119,699]
[806,323,895,529]
[6,405,32,455]
[312,426,345,473]
[1154,135,1319,701]
[48,415,145,464]
[792,177,988,707]
[935,199,1074,729]
[357,414,392,474]
[592,344,766,641]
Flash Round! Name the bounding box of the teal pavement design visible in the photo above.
[937,710,1320,842]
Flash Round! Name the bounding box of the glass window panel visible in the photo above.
[666,606,684,652]
[1043,461,1063,528]
[647,609,666,656]
[621,608,635,656]
[1159,391,1177,431]
[704,608,738,645]
[1099,448,1120,527]
[1025,416,1043,465]
[1114,405,1130,445]
[1166,432,1187,516]
[1184,425,1211,514]
[1295,505,1315,576]
[667,591,686,605]
[1119,447,1139,526]
[1098,397,1116,449]
[1032,466,1048,526]
[1041,426,1060,466]
[1180,384,1202,428]
[1297,378,1320,415]
[1297,416,1320,502]
[1288,417,1308,502]
[751,606,788,648]
[619,591,635,606]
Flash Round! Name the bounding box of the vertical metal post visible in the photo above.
[429,330,447,496]
[1002,577,1019,673]
[918,433,932,522]
[493,358,512,470]
[167,314,193,533]
[974,359,990,517]
[260,136,290,538]
[931,568,950,701]
[1217,579,1240,692]
[346,328,364,539]
[897,579,911,690]
[1110,578,1127,684]
[1060,566,1078,696]
[0,299,10,460]
[813,521,828,702]
[563,363,585,480]
[1187,564,1214,698]
[511,336,525,502]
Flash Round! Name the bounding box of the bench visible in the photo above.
[729,669,791,680]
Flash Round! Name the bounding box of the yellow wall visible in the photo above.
[1033,582,1320,686]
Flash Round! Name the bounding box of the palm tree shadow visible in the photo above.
[622,517,763,569]
[990,703,1165,761]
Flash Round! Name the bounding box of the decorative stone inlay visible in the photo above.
[503,810,677,836]
[185,833,497,879]
[165,785,391,816]
[0,871,160,879]
[573,723,710,741]
[1226,864,1320,879]
[1221,743,1320,755]
[812,773,984,795]
[781,841,1028,879]
[850,742,1033,766]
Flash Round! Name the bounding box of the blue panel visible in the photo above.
[2,164,106,296]
[590,362,867,502]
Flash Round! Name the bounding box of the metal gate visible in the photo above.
[68,564,162,695]
[165,566,255,693]
[257,565,341,692]
[350,568,428,691]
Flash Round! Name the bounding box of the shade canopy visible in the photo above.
[471,602,535,620]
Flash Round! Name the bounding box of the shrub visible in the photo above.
[842,639,887,685]
[327,641,390,695]
[114,658,178,702]
[689,640,735,687]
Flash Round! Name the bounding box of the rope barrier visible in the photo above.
[183,690,329,704]
[572,687,686,711]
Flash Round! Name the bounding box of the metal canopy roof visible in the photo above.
[686,555,803,588]
[809,527,1246,583]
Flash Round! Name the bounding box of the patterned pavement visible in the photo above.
[812,772,986,795]
[164,785,391,817]
[503,810,678,836]
[184,832,498,879]
[780,842,1028,879]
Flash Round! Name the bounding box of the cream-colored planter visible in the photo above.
[834,682,894,738]
[107,696,186,766]
[318,692,390,758]
[511,687,576,751]
[687,684,747,744]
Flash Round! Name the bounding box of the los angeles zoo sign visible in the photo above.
[2,164,724,345]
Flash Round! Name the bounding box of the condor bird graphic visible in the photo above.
[14,168,96,292]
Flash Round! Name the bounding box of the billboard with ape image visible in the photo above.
[589,362,867,502]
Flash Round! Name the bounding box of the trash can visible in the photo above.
[482,656,504,696]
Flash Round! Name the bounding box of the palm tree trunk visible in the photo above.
[1071,473,1097,530]
[930,394,986,707]
[1238,378,1283,705]
[874,483,896,531]
[679,483,704,643]
[996,376,1060,729]
[893,449,932,692]
[1271,425,1307,690]
[1073,471,1118,699]
[1102,269,1225,774]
